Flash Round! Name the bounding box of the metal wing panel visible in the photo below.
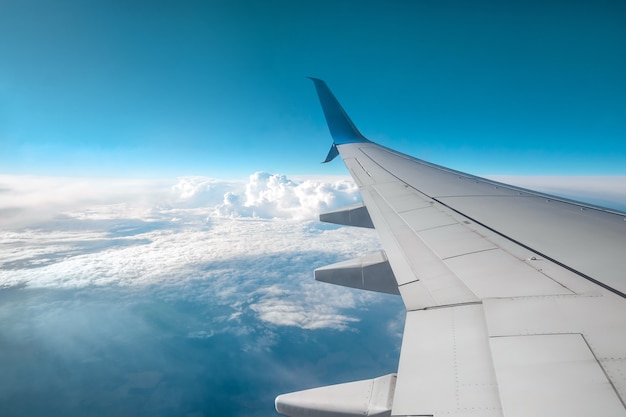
[483,293,626,403]
[443,248,574,298]
[400,206,457,231]
[393,304,503,417]
[357,179,478,307]
[489,333,625,417]
[373,182,433,212]
[339,142,579,305]
[416,223,497,259]
[437,194,626,294]
[357,145,626,296]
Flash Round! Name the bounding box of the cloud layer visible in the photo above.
[0,173,387,333]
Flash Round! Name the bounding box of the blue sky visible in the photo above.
[1,0,625,178]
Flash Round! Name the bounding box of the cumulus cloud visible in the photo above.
[169,176,245,209]
[164,172,360,221]
[213,172,360,220]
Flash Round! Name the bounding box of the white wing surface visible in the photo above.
[275,79,626,417]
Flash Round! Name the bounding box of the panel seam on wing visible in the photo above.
[407,301,483,312]
[355,146,626,299]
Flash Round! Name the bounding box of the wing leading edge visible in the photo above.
[275,80,626,417]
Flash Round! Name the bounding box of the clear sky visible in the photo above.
[1,0,625,178]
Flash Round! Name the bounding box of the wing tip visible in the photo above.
[308,78,369,146]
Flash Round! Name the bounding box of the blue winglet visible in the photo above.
[323,143,339,163]
[309,78,369,163]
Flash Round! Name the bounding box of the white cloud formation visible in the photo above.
[213,172,360,220]
[0,173,385,332]
[0,219,384,330]
[249,282,361,331]
[0,175,172,227]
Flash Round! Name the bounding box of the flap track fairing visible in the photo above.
[320,202,374,229]
[315,251,400,295]
[275,373,396,417]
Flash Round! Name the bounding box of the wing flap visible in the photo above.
[483,294,626,404]
[489,334,626,417]
[393,304,503,416]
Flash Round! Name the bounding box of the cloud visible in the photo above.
[169,176,246,209]
[0,175,172,228]
[0,172,361,226]
[248,282,363,331]
[213,172,360,220]
[0,173,384,332]
[250,300,359,330]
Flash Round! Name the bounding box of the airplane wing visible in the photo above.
[275,79,626,417]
